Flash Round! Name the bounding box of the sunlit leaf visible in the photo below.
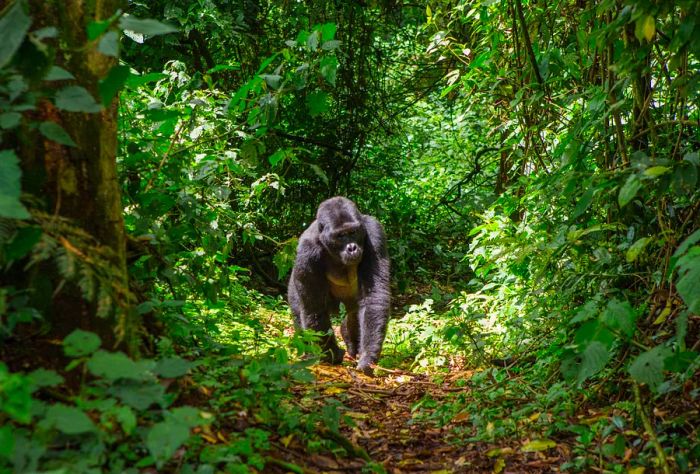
[521,439,557,452]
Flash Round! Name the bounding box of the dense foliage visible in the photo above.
[1,0,698,472]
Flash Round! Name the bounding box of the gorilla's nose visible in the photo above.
[347,243,359,254]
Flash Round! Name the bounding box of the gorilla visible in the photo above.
[288,197,391,374]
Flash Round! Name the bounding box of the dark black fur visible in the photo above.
[288,197,391,374]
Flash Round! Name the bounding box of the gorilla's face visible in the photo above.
[317,197,366,266]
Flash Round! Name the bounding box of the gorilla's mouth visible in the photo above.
[341,251,363,265]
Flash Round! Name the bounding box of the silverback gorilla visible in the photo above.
[288,197,391,374]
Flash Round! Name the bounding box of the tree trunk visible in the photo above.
[7,0,134,354]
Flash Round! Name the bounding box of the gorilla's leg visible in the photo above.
[341,304,360,358]
[357,302,389,373]
[301,311,345,364]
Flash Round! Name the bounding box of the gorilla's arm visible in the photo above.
[357,215,391,371]
[289,226,345,363]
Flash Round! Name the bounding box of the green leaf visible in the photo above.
[601,299,637,339]
[87,19,111,40]
[674,247,700,313]
[626,237,650,262]
[109,380,166,410]
[572,187,594,219]
[44,404,96,434]
[320,23,336,41]
[635,15,655,42]
[98,30,119,57]
[308,164,329,185]
[146,420,190,464]
[0,149,30,219]
[320,56,338,86]
[0,112,21,129]
[0,1,31,68]
[87,350,155,381]
[45,66,75,81]
[39,121,77,147]
[55,86,102,113]
[306,91,329,117]
[170,406,206,427]
[119,15,178,37]
[268,149,286,167]
[126,72,167,88]
[0,425,14,459]
[577,341,611,384]
[521,439,557,452]
[643,166,670,177]
[98,65,130,105]
[154,356,195,378]
[63,329,101,357]
[27,368,63,389]
[114,405,137,434]
[618,174,641,208]
[629,345,672,392]
[569,300,598,324]
[5,226,42,260]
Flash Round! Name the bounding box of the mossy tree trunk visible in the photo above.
[11,0,136,354]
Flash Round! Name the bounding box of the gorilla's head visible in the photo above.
[316,197,366,266]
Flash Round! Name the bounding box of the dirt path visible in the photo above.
[272,365,568,473]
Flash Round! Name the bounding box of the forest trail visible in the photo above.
[271,364,570,474]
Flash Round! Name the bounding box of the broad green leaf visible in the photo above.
[63,329,101,357]
[0,1,31,68]
[98,30,120,57]
[618,174,641,208]
[268,149,286,167]
[153,356,195,378]
[5,226,42,260]
[0,112,21,129]
[322,40,341,50]
[0,425,13,459]
[320,56,338,86]
[629,345,672,392]
[146,420,190,463]
[674,247,700,313]
[569,300,598,324]
[55,86,102,113]
[44,404,95,434]
[119,15,178,37]
[27,368,63,389]
[114,405,136,434]
[45,66,75,81]
[521,439,557,452]
[643,166,670,177]
[126,72,167,88]
[308,163,328,185]
[306,91,329,116]
[672,229,700,260]
[99,65,130,105]
[87,19,111,40]
[170,406,206,427]
[601,299,637,339]
[635,15,655,42]
[577,341,611,384]
[572,187,594,219]
[626,237,650,262]
[39,121,77,147]
[109,380,166,410]
[87,350,154,381]
[320,23,336,41]
[0,149,30,219]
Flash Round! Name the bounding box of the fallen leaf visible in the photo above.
[493,457,505,473]
[521,439,557,452]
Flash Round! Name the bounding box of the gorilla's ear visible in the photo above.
[317,221,325,232]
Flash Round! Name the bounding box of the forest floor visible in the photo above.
[269,362,570,474]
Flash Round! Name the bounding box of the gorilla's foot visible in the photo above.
[321,347,346,365]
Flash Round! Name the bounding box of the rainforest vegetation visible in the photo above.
[0,0,699,472]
